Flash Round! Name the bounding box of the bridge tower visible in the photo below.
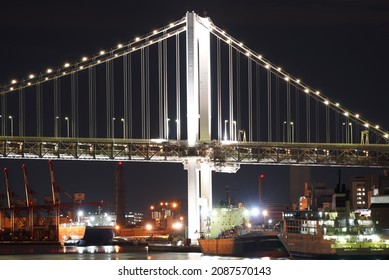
[184,12,213,242]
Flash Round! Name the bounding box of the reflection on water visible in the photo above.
[0,245,230,260]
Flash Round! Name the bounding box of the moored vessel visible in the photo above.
[280,210,389,259]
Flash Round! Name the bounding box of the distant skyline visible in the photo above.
[0,1,388,214]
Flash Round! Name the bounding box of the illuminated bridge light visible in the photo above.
[117,43,123,48]
[324,100,329,105]
[277,67,282,72]
[364,123,369,128]
[64,63,70,68]
[82,56,88,61]
[11,79,17,84]
[296,79,300,84]
[355,114,360,118]
[376,125,380,129]
[344,112,349,116]
[47,68,52,73]
[135,37,140,42]
[336,103,340,107]
[99,50,105,55]
[304,88,309,93]
[315,91,320,95]
[29,74,35,79]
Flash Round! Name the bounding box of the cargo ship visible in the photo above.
[197,205,291,258]
[280,210,389,259]
[60,224,115,246]
[198,231,291,259]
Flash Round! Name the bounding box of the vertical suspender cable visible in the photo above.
[275,76,280,141]
[1,94,5,135]
[176,34,181,141]
[123,54,129,139]
[228,44,234,141]
[267,69,272,142]
[315,100,319,142]
[19,88,25,137]
[236,52,240,141]
[326,106,330,143]
[146,44,151,139]
[335,111,339,143]
[295,88,299,143]
[71,72,79,138]
[36,83,42,137]
[306,93,310,142]
[248,59,253,142]
[163,39,168,139]
[88,67,96,138]
[217,38,222,140]
[106,62,111,138]
[54,78,60,137]
[256,64,260,141]
[141,48,146,139]
[158,41,163,138]
[286,81,291,142]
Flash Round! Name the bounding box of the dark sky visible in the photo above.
[0,0,389,214]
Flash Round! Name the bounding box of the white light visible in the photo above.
[284,76,290,81]
[82,56,88,61]
[135,37,140,42]
[226,39,231,44]
[324,100,329,105]
[315,91,320,95]
[97,60,101,63]
[27,82,31,85]
[132,47,135,51]
[45,77,49,80]
[364,123,369,128]
[64,63,70,68]
[375,125,380,129]
[258,54,262,59]
[296,79,300,83]
[47,68,52,73]
[384,134,389,139]
[11,79,17,84]
[115,54,118,57]
[277,67,282,72]
[145,224,152,231]
[304,88,309,93]
[79,66,84,69]
[10,87,14,91]
[265,64,270,69]
[117,43,123,48]
[239,42,243,46]
[246,52,250,57]
[170,23,174,27]
[344,112,349,116]
[251,208,260,216]
[355,114,360,118]
[99,50,105,55]
[153,30,158,34]
[62,72,66,75]
[29,74,35,79]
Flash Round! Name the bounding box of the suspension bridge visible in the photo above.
[1,12,389,240]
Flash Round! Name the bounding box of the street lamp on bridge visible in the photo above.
[121,118,125,139]
[224,120,228,141]
[8,116,13,136]
[64,117,69,137]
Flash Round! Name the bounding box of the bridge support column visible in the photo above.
[184,158,200,243]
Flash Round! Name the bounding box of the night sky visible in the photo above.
[0,1,389,214]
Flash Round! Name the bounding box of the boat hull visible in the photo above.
[198,233,291,259]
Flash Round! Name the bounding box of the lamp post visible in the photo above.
[283,121,286,142]
[233,120,237,141]
[224,120,228,141]
[290,122,294,142]
[167,118,170,139]
[121,118,125,139]
[175,119,180,140]
[65,117,69,138]
[112,117,116,139]
[8,116,13,136]
[349,122,353,143]
[342,122,345,143]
